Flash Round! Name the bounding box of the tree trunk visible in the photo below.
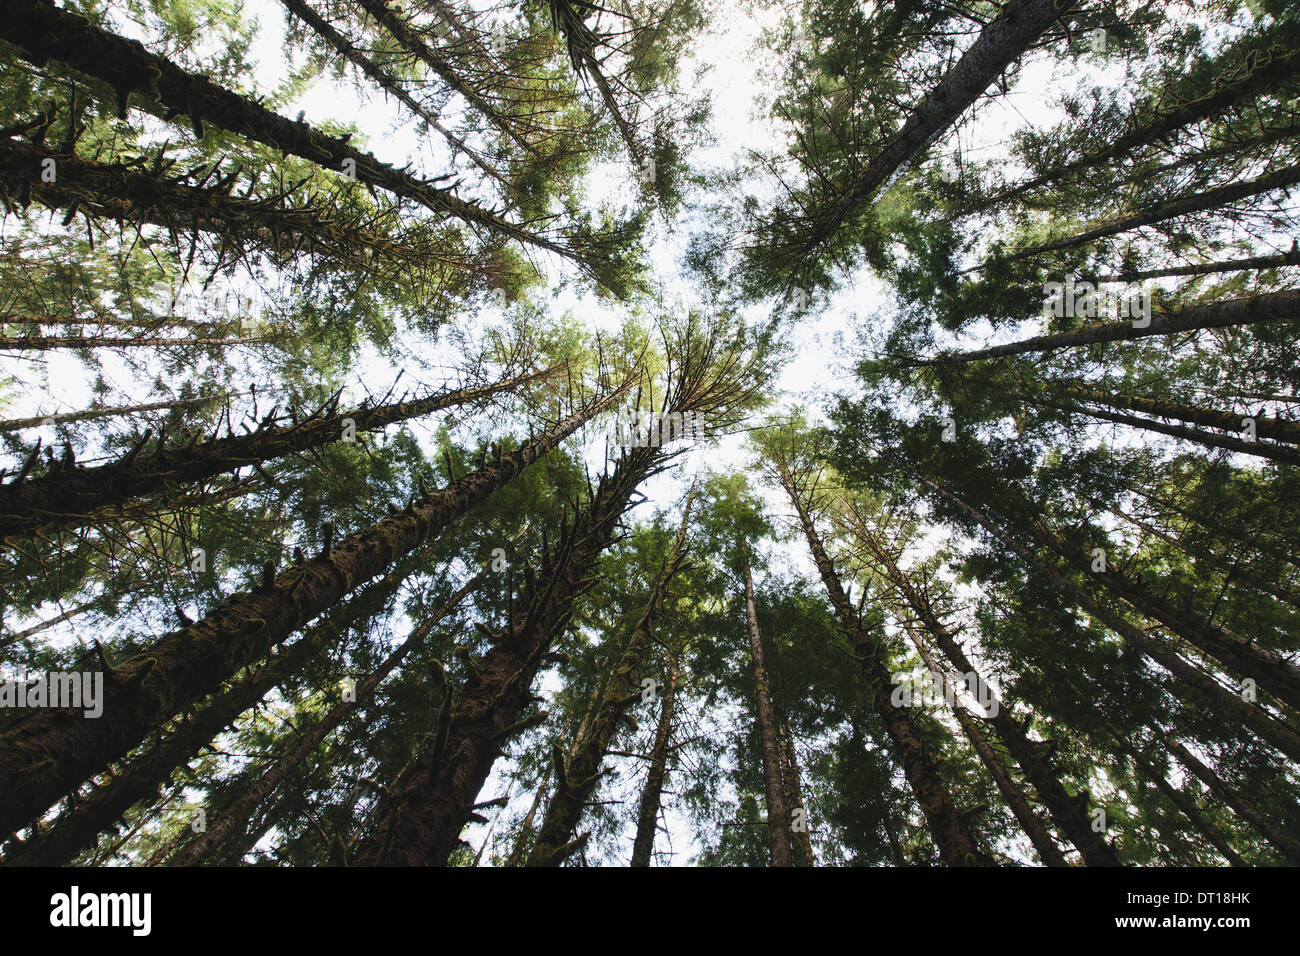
[845,513,1119,865]
[0,394,235,432]
[1165,737,1300,864]
[1063,385,1300,446]
[1025,513,1300,714]
[1036,393,1300,467]
[1003,161,1300,263]
[278,0,508,188]
[895,612,1071,866]
[1091,246,1300,283]
[353,0,534,153]
[0,137,415,267]
[0,377,632,837]
[0,0,570,258]
[630,654,678,867]
[741,554,794,867]
[0,366,555,542]
[795,0,1071,260]
[925,288,1300,365]
[897,459,1300,764]
[972,45,1300,211]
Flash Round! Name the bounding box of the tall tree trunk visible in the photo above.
[923,288,1300,366]
[352,0,534,152]
[277,0,508,188]
[0,137,418,267]
[1033,393,1300,467]
[525,503,691,866]
[773,459,989,865]
[971,45,1300,211]
[0,366,554,542]
[172,574,482,865]
[1091,246,1300,283]
[630,654,678,867]
[0,560,418,866]
[1165,737,1300,864]
[1022,512,1300,714]
[1001,161,1300,263]
[352,444,664,865]
[0,394,235,432]
[0,0,571,258]
[774,675,815,866]
[741,554,794,867]
[895,612,1071,866]
[1100,725,1245,866]
[0,377,632,837]
[1062,385,1300,446]
[0,334,267,350]
[794,0,1072,261]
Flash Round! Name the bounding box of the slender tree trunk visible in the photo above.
[1063,385,1300,446]
[630,654,678,867]
[352,445,664,865]
[353,0,534,152]
[773,676,815,866]
[0,366,554,542]
[1102,727,1245,866]
[1024,513,1300,714]
[0,137,416,267]
[741,555,794,867]
[1034,393,1300,467]
[773,459,989,865]
[0,394,234,432]
[525,506,691,866]
[924,289,1300,365]
[0,377,631,837]
[0,0,571,258]
[1165,737,1300,864]
[1091,499,1300,611]
[172,574,482,865]
[796,0,1072,260]
[277,0,508,187]
[1092,246,1300,283]
[971,45,1300,211]
[1002,161,1300,263]
[0,334,267,350]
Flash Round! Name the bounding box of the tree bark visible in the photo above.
[525,508,690,866]
[741,554,794,867]
[0,366,554,542]
[795,0,1072,261]
[924,288,1300,365]
[1165,736,1300,864]
[0,0,570,258]
[630,654,677,867]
